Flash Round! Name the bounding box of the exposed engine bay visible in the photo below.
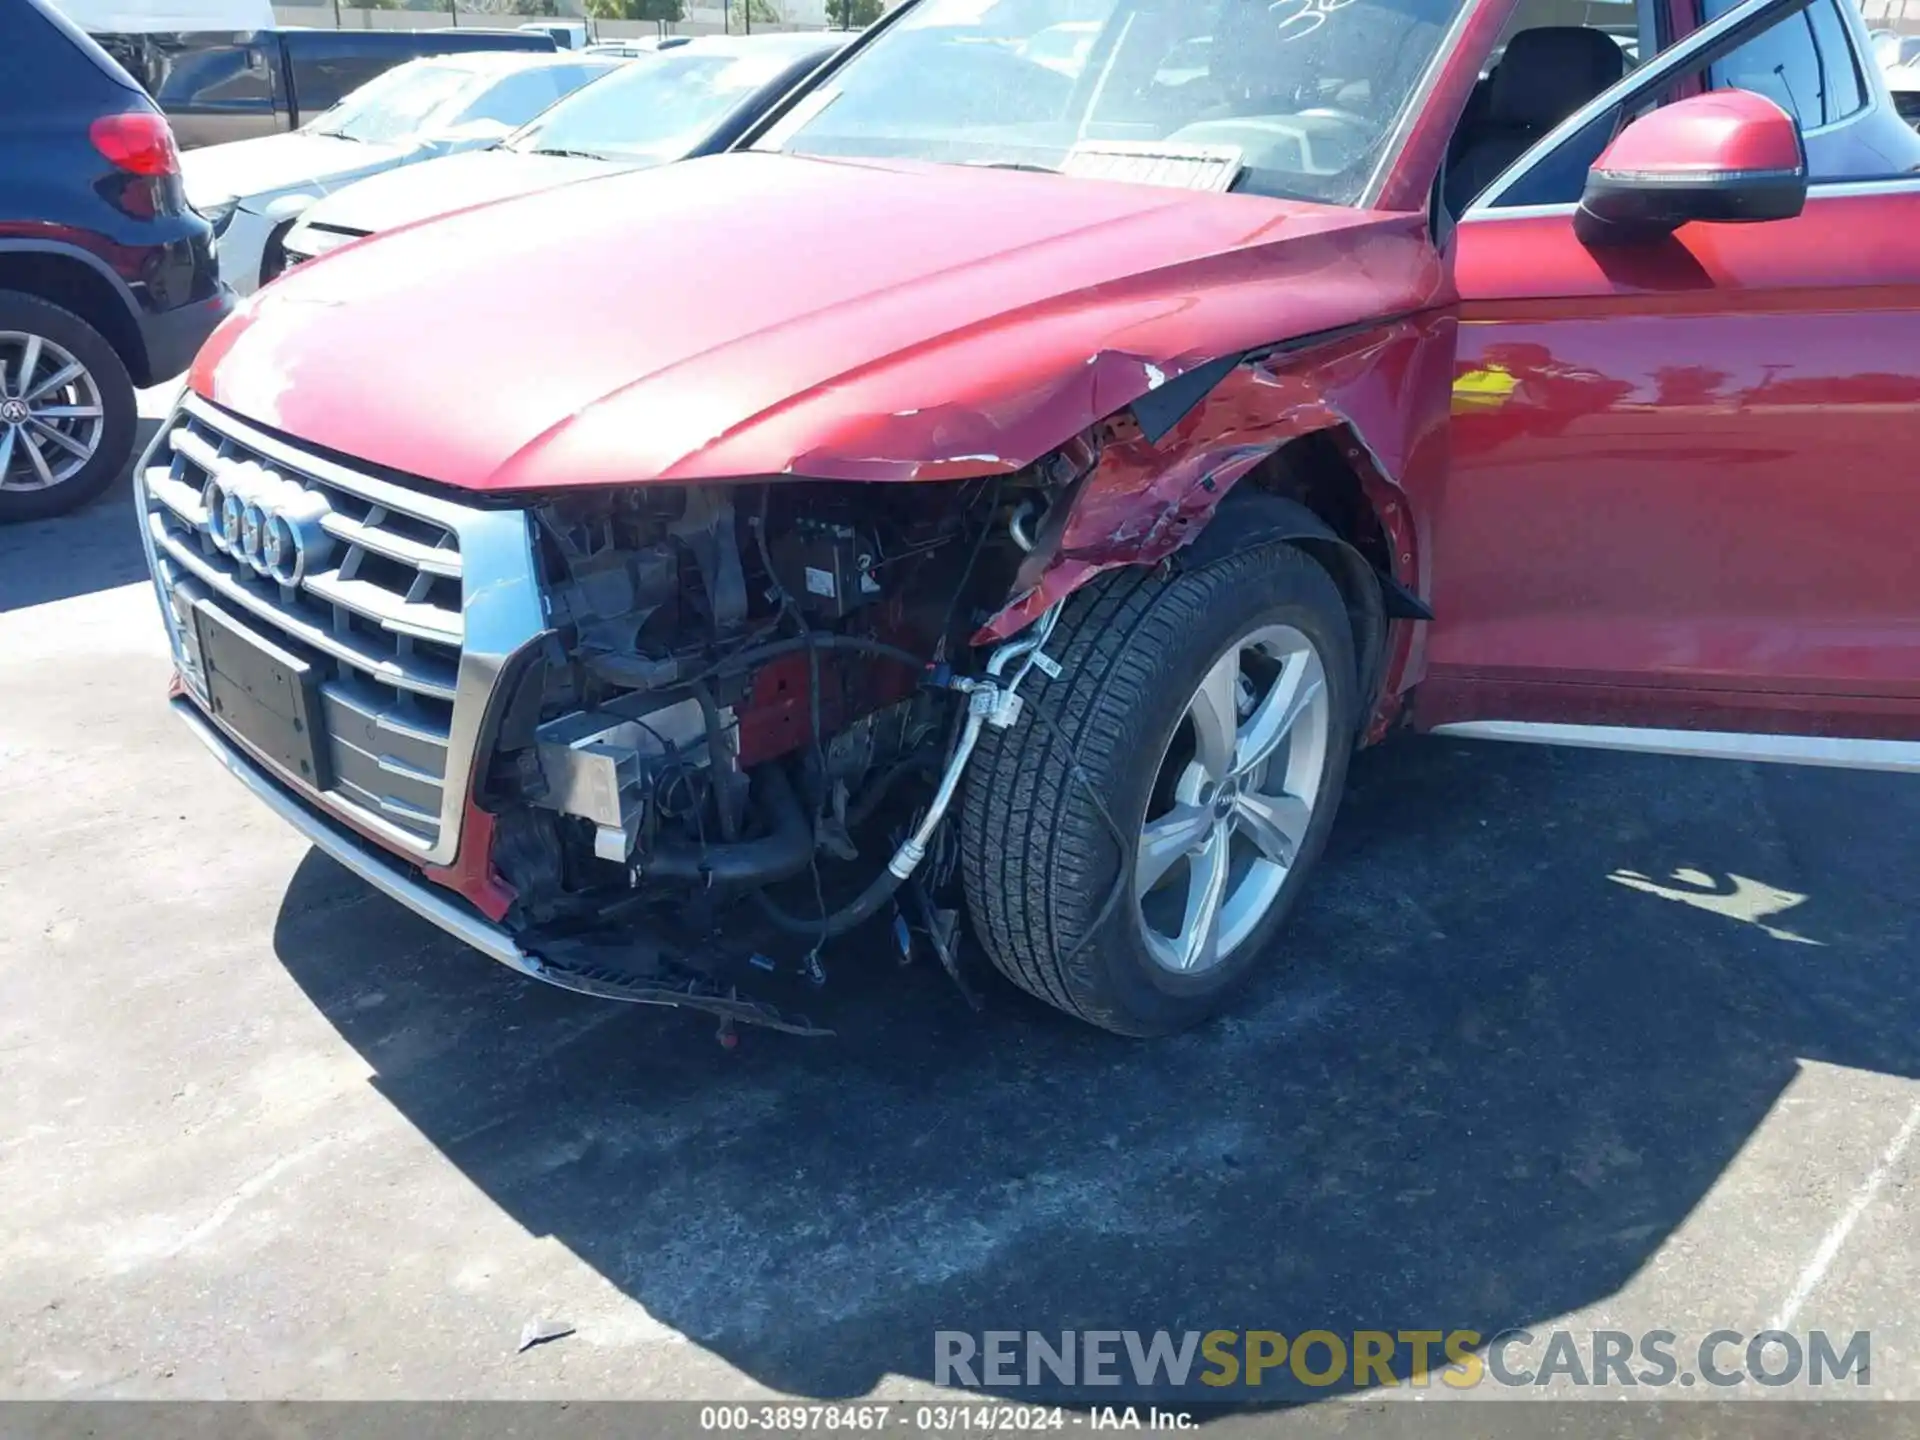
[474,466,1077,1035]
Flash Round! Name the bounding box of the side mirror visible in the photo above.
[1575,89,1807,247]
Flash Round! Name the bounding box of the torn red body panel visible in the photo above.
[977,313,1458,723]
[191,151,1446,496]
[423,803,516,923]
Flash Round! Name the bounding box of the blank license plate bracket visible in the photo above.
[191,601,330,789]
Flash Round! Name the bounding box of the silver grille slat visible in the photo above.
[136,392,546,867]
[171,427,465,643]
[149,514,458,702]
[302,569,463,646]
[145,465,209,528]
[320,511,462,578]
[167,423,224,476]
[332,775,440,833]
[319,682,450,768]
[329,732,445,806]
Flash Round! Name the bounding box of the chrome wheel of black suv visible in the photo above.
[0,293,135,522]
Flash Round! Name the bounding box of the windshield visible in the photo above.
[508,50,807,163]
[306,63,479,145]
[758,0,1464,205]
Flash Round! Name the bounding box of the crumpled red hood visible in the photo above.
[192,151,1441,490]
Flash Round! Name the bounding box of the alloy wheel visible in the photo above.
[1134,622,1332,975]
[0,331,106,493]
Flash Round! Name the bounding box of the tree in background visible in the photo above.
[584,0,684,20]
[727,0,779,29]
[824,0,881,25]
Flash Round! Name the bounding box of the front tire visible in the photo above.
[960,543,1357,1036]
[0,291,136,523]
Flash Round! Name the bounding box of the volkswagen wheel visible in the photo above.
[0,291,137,523]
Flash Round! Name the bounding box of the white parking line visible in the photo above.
[1771,1095,1920,1332]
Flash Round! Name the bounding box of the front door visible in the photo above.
[1420,0,1920,743]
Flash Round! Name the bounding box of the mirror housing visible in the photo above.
[1575,89,1807,246]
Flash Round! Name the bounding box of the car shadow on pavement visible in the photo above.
[0,415,160,614]
[271,736,1920,1404]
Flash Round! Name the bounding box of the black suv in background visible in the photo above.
[0,0,228,521]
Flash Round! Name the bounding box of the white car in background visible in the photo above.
[280,35,845,268]
[1887,61,1920,129]
[183,49,621,293]
[1870,28,1920,68]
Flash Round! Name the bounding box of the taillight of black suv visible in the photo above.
[0,0,231,522]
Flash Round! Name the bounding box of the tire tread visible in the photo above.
[960,544,1351,1034]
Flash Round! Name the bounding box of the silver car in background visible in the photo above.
[280,34,847,268]
[185,49,621,293]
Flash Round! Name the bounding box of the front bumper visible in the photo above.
[171,688,820,1022]
[138,397,835,1027]
[171,691,536,974]
[215,205,293,296]
[280,219,367,268]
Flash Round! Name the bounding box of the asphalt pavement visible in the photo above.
[1,383,1917,1411]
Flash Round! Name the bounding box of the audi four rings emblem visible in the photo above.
[199,460,335,585]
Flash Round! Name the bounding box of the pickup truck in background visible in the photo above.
[48,0,555,148]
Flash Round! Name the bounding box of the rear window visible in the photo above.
[0,0,143,114]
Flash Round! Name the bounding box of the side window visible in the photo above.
[1705,0,1864,126]
[1467,0,1898,211]
[290,50,389,114]
[1803,0,1864,116]
[154,43,272,110]
[1442,0,1647,213]
[1489,102,1627,206]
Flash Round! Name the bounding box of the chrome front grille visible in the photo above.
[136,392,546,865]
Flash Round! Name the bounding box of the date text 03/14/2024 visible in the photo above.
[697,1405,1195,1432]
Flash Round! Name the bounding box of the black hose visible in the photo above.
[751,868,902,940]
[845,752,943,830]
[642,766,813,885]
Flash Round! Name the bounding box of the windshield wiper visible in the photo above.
[963,160,1059,174]
[527,147,608,160]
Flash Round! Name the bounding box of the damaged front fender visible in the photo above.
[979,311,1454,628]
[973,309,1457,740]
